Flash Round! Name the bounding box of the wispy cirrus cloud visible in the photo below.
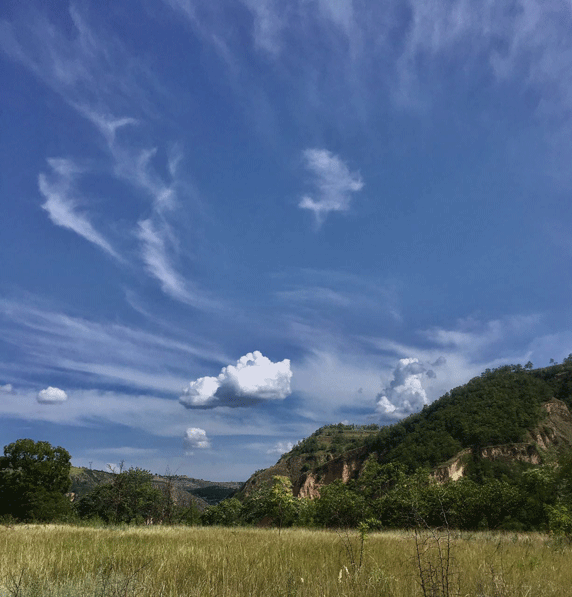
[0,6,161,116]
[82,109,213,308]
[241,0,289,56]
[0,297,227,394]
[392,0,572,109]
[275,268,402,323]
[299,149,364,226]
[162,0,572,161]
[1,5,211,308]
[137,218,195,306]
[38,158,121,260]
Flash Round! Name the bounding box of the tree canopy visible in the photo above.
[0,438,72,521]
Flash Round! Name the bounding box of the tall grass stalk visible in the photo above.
[0,525,571,597]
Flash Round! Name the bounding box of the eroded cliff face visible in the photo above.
[432,398,572,483]
[295,448,368,498]
[432,450,470,483]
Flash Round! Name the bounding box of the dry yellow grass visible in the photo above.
[0,524,570,596]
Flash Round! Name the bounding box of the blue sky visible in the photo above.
[1,0,572,481]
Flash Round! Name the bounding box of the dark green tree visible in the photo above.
[0,438,72,521]
[76,467,164,524]
[242,476,298,529]
[201,497,244,526]
[314,479,367,528]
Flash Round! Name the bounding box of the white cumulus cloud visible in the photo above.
[37,386,68,404]
[0,384,13,393]
[183,427,211,453]
[375,357,445,419]
[180,351,292,408]
[299,149,363,226]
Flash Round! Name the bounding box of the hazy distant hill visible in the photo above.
[69,467,243,511]
[241,361,572,498]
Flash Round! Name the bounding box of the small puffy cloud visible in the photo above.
[299,149,363,226]
[183,427,211,454]
[37,386,68,404]
[376,358,435,418]
[0,384,13,393]
[266,441,294,456]
[180,351,292,408]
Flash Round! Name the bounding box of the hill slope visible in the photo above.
[241,362,572,498]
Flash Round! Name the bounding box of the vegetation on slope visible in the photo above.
[366,363,554,472]
[250,361,572,489]
[221,361,572,532]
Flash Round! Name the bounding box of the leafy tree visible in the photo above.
[356,457,406,500]
[0,439,72,522]
[76,467,164,524]
[314,479,367,528]
[201,497,244,526]
[175,501,201,525]
[546,451,572,537]
[243,476,298,529]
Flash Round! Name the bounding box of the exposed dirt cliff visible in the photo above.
[432,398,572,482]
[294,446,370,498]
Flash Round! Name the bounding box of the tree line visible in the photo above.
[0,439,200,525]
[3,437,572,537]
[201,454,572,536]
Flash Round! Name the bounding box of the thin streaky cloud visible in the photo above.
[0,298,229,393]
[137,218,198,306]
[1,7,212,308]
[38,159,121,261]
[77,107,138,147]
[243,0,286,56]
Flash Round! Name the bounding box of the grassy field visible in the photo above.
[1,524,571,597]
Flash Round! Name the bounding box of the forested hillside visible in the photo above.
[220,361,572,532]
[245,361,572,493]
[366,363,556,471]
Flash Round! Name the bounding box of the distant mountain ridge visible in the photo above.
[240,362,572,498]
[69,467,243,511]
